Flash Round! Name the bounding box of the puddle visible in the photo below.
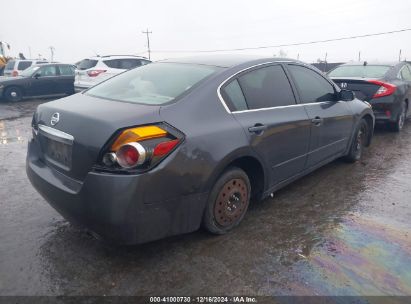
[288,215,411,295]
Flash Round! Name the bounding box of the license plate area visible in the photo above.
[38,125,74,171]
[44,137,72,170]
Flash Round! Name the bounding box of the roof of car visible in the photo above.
[32,63,72,67]
[159,55,299,68]
[338,61,401,67]
[86,55,148,60]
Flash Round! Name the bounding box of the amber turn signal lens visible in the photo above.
[111,125,167,152]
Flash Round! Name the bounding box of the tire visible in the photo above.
[4,86,23,102]
[202,167,251,235]
[390,101,407,132]
[344,119,368,163]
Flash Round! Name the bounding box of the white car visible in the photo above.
[4,59,48,77]
[74,55,151,92]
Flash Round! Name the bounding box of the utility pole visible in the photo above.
[49,46,55,62]
[142,28,152,60]
[399,49,402,62]
[358,51,361,62]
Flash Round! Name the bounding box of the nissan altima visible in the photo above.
[26,56,375,244]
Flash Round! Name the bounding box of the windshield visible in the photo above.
[86,62,221,105]
[328,65,391,78]
[20,65,41,77]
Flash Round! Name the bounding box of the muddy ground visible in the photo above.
[0,99,410,296]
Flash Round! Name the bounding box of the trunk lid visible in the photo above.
[34,93,162,181]
[331,77,382,101]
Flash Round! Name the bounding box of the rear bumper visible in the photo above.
[369,96,402,123]
[74,85,90,93]
[26,139,208,245]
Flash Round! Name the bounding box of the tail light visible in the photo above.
[100,124,183,171]
[12,70,18,77]
[87,70,107,77]
[368,80,396,98]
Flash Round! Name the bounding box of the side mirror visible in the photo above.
[339,89,355,101]
[33,73,41,79]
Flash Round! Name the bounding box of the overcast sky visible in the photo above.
[1,0,411,63]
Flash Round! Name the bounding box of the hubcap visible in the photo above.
[398,111,405,130]
[355,126,365,158]
[11,91,17,97]
[214,178,248,227]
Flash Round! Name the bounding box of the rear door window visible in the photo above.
[17,61,32,70]
[400,65,411,81]
[287,65,336,103]
[59,65,75,76]
[237,65,296,109]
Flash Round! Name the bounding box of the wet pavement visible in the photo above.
[0,99,410,296]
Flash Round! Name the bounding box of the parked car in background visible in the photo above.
[328,62,411,131]
[74,55,151,92]
[3,59,49,77]
[0,63,75,102]
[27,56,374,244]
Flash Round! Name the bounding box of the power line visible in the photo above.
[153,28,411,54]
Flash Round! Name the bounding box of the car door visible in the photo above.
[56,65,75,94]
[285,64,354,168]
[28,65,59,96]
[221,64,311,187]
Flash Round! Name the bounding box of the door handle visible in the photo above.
[311,117,323,126]
[248,124,267,135]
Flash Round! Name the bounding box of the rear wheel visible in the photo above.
[344,119,368,163]
[202,167,251,234]
[390,101,407,132]
[4,86,23,102]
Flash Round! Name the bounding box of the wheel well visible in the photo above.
[362,114,374,146]
[226,156,265,201]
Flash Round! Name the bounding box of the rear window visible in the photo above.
[103,59,143,69]
[76,59,98,70]
[86,62,221,105]
[17,61,32,70]
[328,65,391,78]
[5,60,15,70]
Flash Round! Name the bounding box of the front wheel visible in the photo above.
[344,119,368,163]
[202,167,251,235]
[4,86,23,102]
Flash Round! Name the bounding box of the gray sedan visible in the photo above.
[26,55,375,244]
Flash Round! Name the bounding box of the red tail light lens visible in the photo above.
[12,70,18,77]
[368,80,396,98]
[116,142,146,169]
[87,70,107,77]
